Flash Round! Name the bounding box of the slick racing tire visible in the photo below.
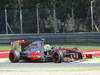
[9,50,20,63]
[78,52,83,59]
[52,50,63,63]
[75,52,83,59]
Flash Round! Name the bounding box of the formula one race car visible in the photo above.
[9,40,84,63]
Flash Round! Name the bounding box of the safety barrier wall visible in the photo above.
[0,32,100,45]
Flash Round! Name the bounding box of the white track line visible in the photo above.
[0,52,9,54]
[0,58,9,62]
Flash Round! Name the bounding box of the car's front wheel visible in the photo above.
[52,50,63,63]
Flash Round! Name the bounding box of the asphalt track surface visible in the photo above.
[0,61,100,75]
[0,60,100,69]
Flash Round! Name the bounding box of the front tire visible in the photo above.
[52,50,63,63]
[78,52,83,59]
[9,50,20,63]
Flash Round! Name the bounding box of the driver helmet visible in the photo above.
[44,44,52,50]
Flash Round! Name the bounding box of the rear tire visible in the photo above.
[9,50,20,63]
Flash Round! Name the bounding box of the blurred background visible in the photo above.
[0,0,100,34]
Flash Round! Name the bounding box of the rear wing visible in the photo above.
[11,40,29,51]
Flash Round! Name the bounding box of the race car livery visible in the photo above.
[9,40,100,63]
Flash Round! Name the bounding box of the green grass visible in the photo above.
[1,44,100,50]
[0,44,10,50]
[86,57,100,61]
[0,67,100,72]
[53,45,100,50]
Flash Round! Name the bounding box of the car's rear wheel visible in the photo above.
[52,50,63,63]
[9,50,20,63]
